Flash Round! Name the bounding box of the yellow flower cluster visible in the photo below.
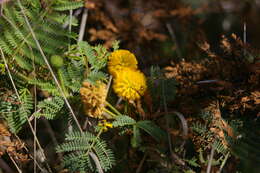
[108,49,147,101]
[80,81,107,118]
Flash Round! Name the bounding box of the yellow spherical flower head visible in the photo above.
[108,49,138,77]
[113,68,147,101]
[80,81,107,118]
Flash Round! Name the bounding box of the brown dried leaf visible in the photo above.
[136,100,146,119]
[251,91,260,104]
[241,96,250,103]
[84,0,98,10]
[0,123,11,137]
[221,35,232,53]
[139,28,167,41]
[88,28,116,48]
[170,6,194,18]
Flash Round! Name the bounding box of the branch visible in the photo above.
[206,147,215,173]
[89,152,104,173]
[78,8,88,42]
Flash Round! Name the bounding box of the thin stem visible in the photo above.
[89,152,104,173]
[86,130,103,156]
[84,129,104,173]
[106,101,122,116]
[243,22,247,57]
[28,109,42,122]
[136,152,147,173]
[34,117,37,173]
[63,8,82,29]
[29,41,37,173]
[162,80,173,158]
[105,76,113,95]
[69,9,73,33]
[166,23,182,58]
[206,146,215,173]
[68,9,73,50]
[104,108,117,118]
[78,8,88,42]
[173,111,188,137]
[8,154,22,173]
[57,68,69,97]
[116,97,123,107]
[218,152,230,173]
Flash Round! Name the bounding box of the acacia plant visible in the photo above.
[0,1,169,172]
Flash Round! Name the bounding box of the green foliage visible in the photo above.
[0,1,71,71]
[50,55,64,68]
[78,41,109,71]
[131,125,141,148]
[28,79,60,96]
[52,1,84,11]
[112,115,136,127]
[57,64,84,93]
[112,40,120,51]
[0,89,33,133]
[212,140,227,154]
[27,61,84,96]
[35,96,64,119]
[87,70,108,84]
[66,41,109,84]
[191,122,207,134]
[56,131,115,172]
[112,115,167,148]
[184,157,200,168]
[1,1,116,172]
[136,120,167,142]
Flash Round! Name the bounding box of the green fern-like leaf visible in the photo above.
[53,1,84,11]
[212,140,227,154]
[63,151,93,172]
[56,141,91,152]
[191,122,207,134]
[0,1,72,71]
[112,115,136,127]
[28,79,60,96]
[112,40,120,51]
[56,131,115,172]
[94,140,115,171]
[87,70,108,84]
[184,157,200,168]
[65,131,96,142]
[0,91,33,133]
[35,96,64,119]
[78,41,109,71]
[58,64,84,93]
